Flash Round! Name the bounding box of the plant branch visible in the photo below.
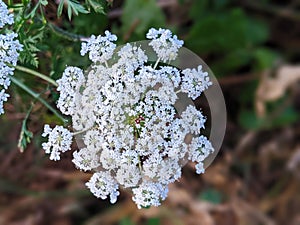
[10,76,67,123]
[14,65,58,87]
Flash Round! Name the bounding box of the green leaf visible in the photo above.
[85,0,105,14]
[121,0,165,39]
[147,218,160,225]
[19,32,44,67]
[253,48,279,70]
[212,50,252,76]
[239,109,266,130]
[26,0,48,19]
[187,8,268,54]
[212,0,229,10]
[57,0,64,17]
[199,189,223,204]
[18,104,34,153]
[271,106,299,127]
[57,0,89,20]
[119,217,135,225]
[239,102,299,131]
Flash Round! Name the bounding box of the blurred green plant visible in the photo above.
[120,0,165,41]
[186,0,279,76]
[199,188,223,204]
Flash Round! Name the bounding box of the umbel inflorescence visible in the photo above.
[42,28,214,208]
[0,0,23,114]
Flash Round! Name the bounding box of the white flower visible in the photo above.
[72,147,100,171]
[181,65,212,100]
[147,28,183,62]
[156,159,182,184]
[56,66,85,115]
[195,162,205,174]
[0,3,22,115]
[83,129,104,150]
[116,165,141,188]
[42,125,73,161]
[86,172,120,204]
[117,43,148,74]
[0,62,14,89]
[100,148,120,171]
[0,33,22,65]
[188,135,214,167]
[132,181,168,209]
[158,66,181,88]
[80,31,117,63]
[181,105,206,134]
[0,89,9,114]
[57,66,85,91]
[44,27,215,209]
[0,1,14,28]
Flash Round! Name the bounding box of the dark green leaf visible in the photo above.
[199,189,223,204]
[57,0,89,20]
[253,48,279,70]
[147,218,160,225]
[239,109,266,130]
[86,0,105,14]
[119,217,135,225]
[121,0,165,39]
[187,8,268,54]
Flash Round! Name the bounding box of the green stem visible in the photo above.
[153,57,161,69]
[73,126,95,136]
[14,65,58,87]
[47,22,86,42]
[10,76,67,123]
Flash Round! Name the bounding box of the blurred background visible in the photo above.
[0,0,300,224]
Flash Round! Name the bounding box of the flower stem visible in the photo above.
[153,57,161,69]
[73,126,94,136]
[10,76,67,123]
[47,22,87,42]
[14,65,58,87]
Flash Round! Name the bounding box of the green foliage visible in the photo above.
[57,0,106,20]
[72,11,108,36]
[188,8,268,53]
[199,189,223,204]
[12,1,47,67]
[119,217,160,225]
[147,218,160,225]
[120,217,136,225]
[17,104,33,153]
[121,0,165,40]
[239,105,299,130]
[57,0,89,20]
[25,0,48,19]
[18,29,44,67]
[187,1,270,76]
[253,48,279,70]
[85,0,105,14]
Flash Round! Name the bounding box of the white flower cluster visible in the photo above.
[0,1,13,28]
[56,66,85,115]
[0,0,22,114]
[80,31,117,63]
[147,28,184,63]
[42,28,214,209]
[42,124,73,161]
